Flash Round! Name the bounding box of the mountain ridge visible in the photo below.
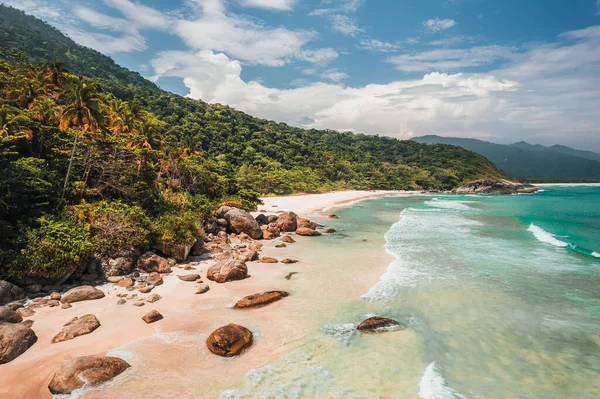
[412,135,600,182]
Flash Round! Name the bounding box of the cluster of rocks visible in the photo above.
[454,179,540,195]
[0,205,343,393]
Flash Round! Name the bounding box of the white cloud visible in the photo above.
[299,48,339,64]
[423,18,456,33]
[329,14,363,36]
[149,25,600,151]
[102,0,170,29]
[239,0,297,10]
[387,45,517,72]
[321,68,349,81]
[359,39,401,52]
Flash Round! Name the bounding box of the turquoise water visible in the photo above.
[223,187,600,398]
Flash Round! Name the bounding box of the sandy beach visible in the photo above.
[0,190,406,399]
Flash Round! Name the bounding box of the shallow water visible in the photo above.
[221,188,600,399]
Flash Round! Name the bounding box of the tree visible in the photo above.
[57,77,104,206]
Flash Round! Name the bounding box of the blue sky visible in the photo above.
[4,0,600,151]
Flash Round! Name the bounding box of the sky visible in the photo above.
[3,0,600,152]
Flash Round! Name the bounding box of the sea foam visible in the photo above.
[527,224,568,248]
[592,252,600,258]
[419,362,467,399]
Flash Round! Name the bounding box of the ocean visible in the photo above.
[222,186,600,398]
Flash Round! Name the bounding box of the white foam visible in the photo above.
[527,224,568,248]
[419,362,467,399]
[424,199,474,211]
[321,322,357,344]
[592,252,600,258]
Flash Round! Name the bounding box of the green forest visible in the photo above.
[0,5,503,281]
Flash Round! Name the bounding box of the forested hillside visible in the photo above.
[0,5,503,281]
[413,135,600,182]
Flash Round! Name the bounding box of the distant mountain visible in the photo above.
[412,136,600,182]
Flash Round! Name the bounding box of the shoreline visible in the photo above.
[0,190,402,398]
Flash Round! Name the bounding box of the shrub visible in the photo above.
[74,200,152,260]
[21,216,93,278]
[154,210,201,245]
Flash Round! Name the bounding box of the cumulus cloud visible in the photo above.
[149,25,600,150]
[423,18,456,33]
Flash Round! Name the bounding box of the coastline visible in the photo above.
[0,190,405,398]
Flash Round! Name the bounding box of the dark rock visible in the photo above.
[281,235,296,243]
[324,228,337,234]
[217,207,263,240]
[255,214,268,225]
[0,307,23,323]
[285,272,298,280]
[206,324,253,357]
[455,179,540,195]
[328,214,340,219]
[357,316,406,332]
[0,280,25,305]
[47,356,130,394]
[275,243,287,248]
[0,322,37,364]
[282,259,298,264]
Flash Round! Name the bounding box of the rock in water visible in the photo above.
[142,310,163,324]
[295,227,322,237]
[259,257,279,264]
[0,306,23,323]
[275,212,298,232]
[217,207,263,239]
[0,322,37,364]
[282,259,298,264]
[136,252,172,274]
[234,291,289,308]
[281,235,296,243]
[47,356,130,394]
[51,314,101,343]
[206,259,248,283]
[357,316,405,332]
[60,286,105,304]
[454,179,539,195]
[206,324,253,357]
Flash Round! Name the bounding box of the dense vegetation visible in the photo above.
[0,5,503,281]
[413,135,600,182]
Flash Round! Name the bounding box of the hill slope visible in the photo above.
[412,135,600,182]
[0,5,503,194]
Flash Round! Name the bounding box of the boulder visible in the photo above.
[324,228,337,234]
[142,310,163,324]
[275,243,287,248]
[50,292,62,301]
[51,314,101,343]
[217,207,263,239]
[255,214,268,226]
[178,274,200,282]
[159,240,196,263]
[0,322,37,364]
[101,250,138,278]
[61,303,72,309]
[275,212,298,232]
[116,278,134,288]
[0,307,23,323]
[146,272,163,286]
[259,257,279,264]
[0,280,25,305]
[196,283,210,294]
[282,259,298,264]
[297,218,319,230]
[190,239,206,256]
[281,235,296,244]
[26,284,42,294]
[47,356,130,394]
[454,179,540,195]
[295,228,322,237]
[136,252,172,274]
[61,286,105,304]
[266,215,279,224]
[206,324,253,357]
[357,316,406,332]
[234,291,289,308]
[206,259,248,283]
[328,214,340,219]
[145,294,162,303]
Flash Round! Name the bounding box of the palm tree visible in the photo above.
[0,104,32,142]
[57,77,104,205]
[44,62,68,87]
